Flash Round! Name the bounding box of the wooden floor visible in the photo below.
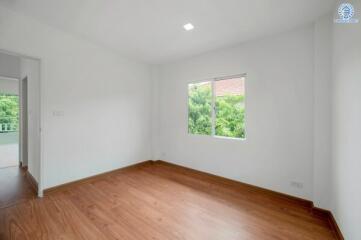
[0,161,337,240]
[0,167,36,209]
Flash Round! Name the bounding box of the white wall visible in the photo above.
[0,52,20,79]
[0,6,153,190]
[331,0,361,239]
[0,78,18,94]
[156,26,315,200]
[20,58,41,182]
[313,14,333,210]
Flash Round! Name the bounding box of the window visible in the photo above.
[188,75,245,139]
[0,94,19,133]
[188,81,212,135]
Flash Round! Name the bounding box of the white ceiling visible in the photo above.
[0,0,335,63]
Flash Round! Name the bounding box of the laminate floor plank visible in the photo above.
[119,167,333,240]
[0,167,36,209]
[138,164,332,229]
[0,162,337,240]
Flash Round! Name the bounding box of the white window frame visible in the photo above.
[188,73,246,140]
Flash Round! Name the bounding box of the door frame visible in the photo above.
[20,76,28,168]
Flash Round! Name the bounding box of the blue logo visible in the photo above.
[335,3,359,23]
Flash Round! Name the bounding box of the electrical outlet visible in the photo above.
[290,181,303,189]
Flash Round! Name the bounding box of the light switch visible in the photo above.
[52,110,65,117]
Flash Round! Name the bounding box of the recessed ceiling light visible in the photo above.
[183,23,194,31]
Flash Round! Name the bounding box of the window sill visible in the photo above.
[213,135,246,141]
[188,133,246,141]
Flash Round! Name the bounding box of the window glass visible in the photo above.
[188,76,245,139]
[215,77,245,138]
[188,81,212,135]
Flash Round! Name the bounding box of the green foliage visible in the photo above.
[0,94,19,131]
[188,83,212,135]
[215,95,245,138]
[188,84,245,138]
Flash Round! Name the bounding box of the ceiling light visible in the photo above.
[183,23,194,31]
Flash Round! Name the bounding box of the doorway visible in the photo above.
[0,77,20,169]
[0,50,42,202]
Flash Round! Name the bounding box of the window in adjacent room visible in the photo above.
[188,75,246,139]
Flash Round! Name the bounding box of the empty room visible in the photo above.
[0,0,359,239]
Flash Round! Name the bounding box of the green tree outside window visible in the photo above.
[188,78,245,139]
[0,94,19,132]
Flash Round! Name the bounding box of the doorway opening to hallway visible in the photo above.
[0,78,19,169]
